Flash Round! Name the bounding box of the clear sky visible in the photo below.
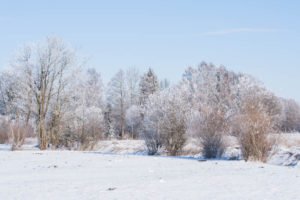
[0,0,299,102]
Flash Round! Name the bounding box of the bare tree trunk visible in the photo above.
[38,117,48,150]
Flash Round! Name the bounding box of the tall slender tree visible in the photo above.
[139,68,159,106]
[108,70,127,138]
[126,67,139,107]
[104,103,116,139]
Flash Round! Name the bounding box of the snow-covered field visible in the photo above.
[0,134,299,200]
[0,151,299,200]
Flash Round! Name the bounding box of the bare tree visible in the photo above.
[10,36,80,149]
[125,68,141,138]
[126,67,139,107]
[108,70,127,138]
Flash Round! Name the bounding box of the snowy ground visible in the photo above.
[0,151,299,200]
[94,139,146,155]
[0,134,299,200]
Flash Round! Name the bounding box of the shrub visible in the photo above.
[142,87,189,156]
[161,112,186,156]
[143,129,164,155]
[237,92,276,162]
[11,122,34,150]
[59,107,104,150]
[192,108,227,158]
[143,110,187,156]
[0,116,34,150]
[0,116,9,144]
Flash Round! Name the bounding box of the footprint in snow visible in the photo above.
[107,187,117,191]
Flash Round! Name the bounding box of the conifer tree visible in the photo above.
[139,68,159,106]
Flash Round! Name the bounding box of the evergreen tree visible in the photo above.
[139,68,159,106]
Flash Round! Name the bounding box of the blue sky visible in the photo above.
[0,0,299,102]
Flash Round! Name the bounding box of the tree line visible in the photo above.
[0,37,299,161]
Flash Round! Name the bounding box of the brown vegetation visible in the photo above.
[237,90,277,162]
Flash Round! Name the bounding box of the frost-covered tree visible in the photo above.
[125,105,140,139]
[0,72,28,149]
[139,68,159,106]
[66,105,103,150]
[104,103,116,139]
[61,69,104,149]
[107,70,127,138]
[0,99,5,115]
[183,62,241,112]
[183,62,241,158]
[126,67,139,107]
[280,99,300,132]
[142,86,190,155]
[84,68,104,108]
[8,37,81,149]
[237,75,282,129]
[0,75,9,116]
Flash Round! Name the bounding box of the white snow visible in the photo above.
[269,147,300,167]
[94,139,146,155]
[0,151,299,200]
[277,133,300,148]
[0,134,300,199]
